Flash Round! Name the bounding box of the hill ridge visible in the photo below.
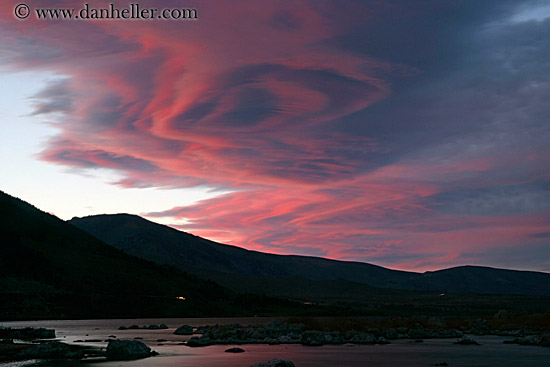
[69,213,550,296]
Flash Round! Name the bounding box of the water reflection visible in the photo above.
[1,318,549,367]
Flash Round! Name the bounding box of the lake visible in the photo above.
[1,318,549,367]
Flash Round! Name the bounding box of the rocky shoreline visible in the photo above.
[177,319,550,348]
[1,319,548,363]
[0,328,157,363]
[118,323,168,330]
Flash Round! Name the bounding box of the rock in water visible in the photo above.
[250,359,295,367]
[225,347,245,353]
[174,325,194,335]
[454,336,480,345]
[17,341,71,359]
[0,327,56,340]
[186,335,213,347]
[504,334,550,347]
[301,330,323,346]
[106,340,154,360]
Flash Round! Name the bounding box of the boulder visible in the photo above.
[250,358,295,367]
[265,321,285,333]
[384,328,398,339]
[454,336,480,345]
[505,334,550,347]
[17,341,72,359]
[469,319,490,335]
[0,327,56,340]
[518,335,541,346]
[540,334,550,347]
[322,331,344,344]
[186,335,213,347]
[194,325,210,334]
[397,327,408,335]
[301,330,324,346]
[145,324,168,329]
[105,340,154,360]
[174,325,194,335]
[408,328,432,339]
[225,347,245,353]
[288,323,305,332]
[429,329,462,339]
[277,335,294,343]
[345,331,377,344]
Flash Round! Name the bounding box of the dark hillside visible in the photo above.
[0,190,232,320]
[71,214,550,296]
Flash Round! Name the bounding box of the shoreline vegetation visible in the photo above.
[1,315,549,363]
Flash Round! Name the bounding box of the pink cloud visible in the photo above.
[2,0,549,271]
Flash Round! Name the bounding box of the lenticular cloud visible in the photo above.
[2,0,549,271]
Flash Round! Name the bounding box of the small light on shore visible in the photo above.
[176,296,186,301]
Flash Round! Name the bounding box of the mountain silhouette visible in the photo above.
[5,189,548,322]
[0,190,269,319]
[70,214,550,297]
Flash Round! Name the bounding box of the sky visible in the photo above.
[1,0,549,272]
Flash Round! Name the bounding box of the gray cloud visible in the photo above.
[29,79,73,115]
[427,182,550,215]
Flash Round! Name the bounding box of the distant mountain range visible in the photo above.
[0,190,303,320]
[70,214,550,297]
[2,188,549,321]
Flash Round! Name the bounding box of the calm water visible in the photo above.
[1,318,549,367]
